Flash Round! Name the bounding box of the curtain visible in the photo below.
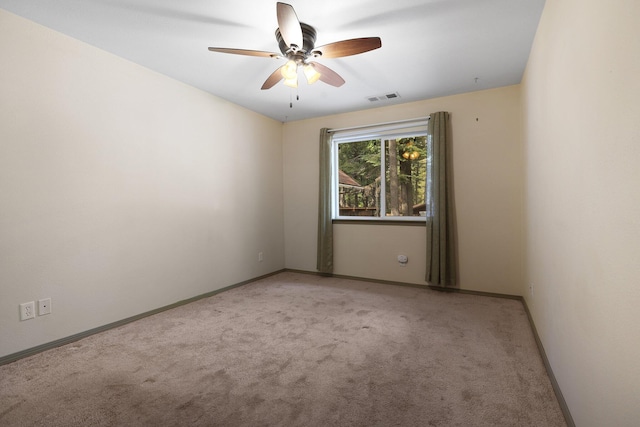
[425,112,457,286]
[317,128,333,273]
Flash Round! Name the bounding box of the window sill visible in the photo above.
[333,218,427,226]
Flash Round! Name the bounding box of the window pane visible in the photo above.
[337,140,381,217]
[384,136,428,217]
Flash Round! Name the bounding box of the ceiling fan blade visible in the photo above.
[208,47,280,58]
[261,66,285,90]
[309,62,345,87]
[276,2,303,49]
[314,37,382,58]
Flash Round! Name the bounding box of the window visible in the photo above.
[331,120,432,220]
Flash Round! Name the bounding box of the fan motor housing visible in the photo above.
[275,23,317,58]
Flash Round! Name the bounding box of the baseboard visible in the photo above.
[520,299,576,427]
[0,269,285,366]
[284,268,522,300]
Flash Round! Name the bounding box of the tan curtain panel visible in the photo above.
[425,112,457,286]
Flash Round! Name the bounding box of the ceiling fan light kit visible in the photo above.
[303,64,321,84]
[208,2,381,90]
[280,60,298,80]
[283,77,298,88]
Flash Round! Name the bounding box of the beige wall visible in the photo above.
[4,3,639,423]
[283,86,524,294]
[0,10,285,358]
[522,0,640,425]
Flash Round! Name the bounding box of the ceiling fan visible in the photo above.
[208,2,382,90]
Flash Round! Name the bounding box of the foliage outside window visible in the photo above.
[333,132,431,220]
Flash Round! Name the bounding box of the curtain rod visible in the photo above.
[327,116,430,134]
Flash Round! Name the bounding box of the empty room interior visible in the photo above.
[1,0,638,426]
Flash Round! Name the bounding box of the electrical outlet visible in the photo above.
[529,283,534,297]
[38,298,52,316]
[20,301,36,321]
[258,252,264,262]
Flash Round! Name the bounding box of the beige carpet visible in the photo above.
[0,272,566,426]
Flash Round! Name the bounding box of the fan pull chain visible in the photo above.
[288,88,301,109]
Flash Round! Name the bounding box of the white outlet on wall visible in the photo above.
[20,301,36,321]
[529,283,534,297]
[258,252,264,262]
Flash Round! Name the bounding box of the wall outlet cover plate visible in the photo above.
[20,301,36,320]
[38,298,52,315]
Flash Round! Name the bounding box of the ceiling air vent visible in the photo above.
[366,92,401,102]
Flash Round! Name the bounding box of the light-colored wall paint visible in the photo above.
[0,10,285,358]
[283,86,524,294]
[5,3,639,423]
[522,0,640,425]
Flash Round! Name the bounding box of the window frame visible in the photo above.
[330,123,430,223]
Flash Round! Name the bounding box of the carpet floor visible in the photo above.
[0,272,566,426]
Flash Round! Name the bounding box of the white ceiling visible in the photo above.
[0,0,545,122]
